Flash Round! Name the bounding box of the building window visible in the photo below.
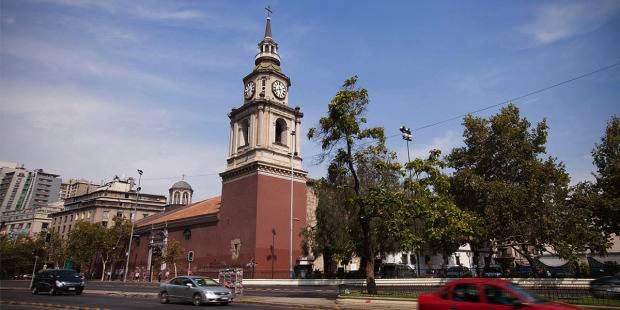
[182,192,189,205]
[183,228,191,240]
[238,119,250,147]
[274,118,287,145]
[143,213,149,219]
[103,211,109,220]
[101,221,108,227]
[116,211,123,219]
[173,192,180,204]
[42,223,48,230]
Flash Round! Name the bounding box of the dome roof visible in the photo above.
[170,180,192,191]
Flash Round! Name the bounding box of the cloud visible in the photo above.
[521,0,620,45]
[0,84,227,200]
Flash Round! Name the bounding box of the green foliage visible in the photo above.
[448,104,592,267]
[162,239,184,267]
[0,236,38,278]
[591,116,620,235]
[398,149,477,269]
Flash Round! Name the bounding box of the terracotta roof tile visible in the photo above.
[137,196,220,228]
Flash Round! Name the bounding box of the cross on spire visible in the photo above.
[265,6,273,18]
[181,174,185,181]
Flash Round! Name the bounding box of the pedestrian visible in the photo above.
[134,271,140,282]
[157,271,162,282]
[165,270,170,279]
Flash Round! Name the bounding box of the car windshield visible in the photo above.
[507,283,547,304]
[193,278,221,287]
[55,271,80,280]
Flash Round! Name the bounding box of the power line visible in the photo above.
[411,61,620,132]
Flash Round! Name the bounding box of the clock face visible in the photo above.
[272,80,287,99]
[244,82,255,99]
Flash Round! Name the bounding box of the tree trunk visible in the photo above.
[442,251,450,276]
[100,260,107,281]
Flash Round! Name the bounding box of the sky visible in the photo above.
[1,0,619,201]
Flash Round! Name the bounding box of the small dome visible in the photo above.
[170,180,192,190]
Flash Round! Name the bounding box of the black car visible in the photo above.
[590,272,620,299]
[31,269,84,295]
[375,263,416,278]
[446,266,472,278]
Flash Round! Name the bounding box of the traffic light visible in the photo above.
[187,251,194,262]
[32,249,37,256]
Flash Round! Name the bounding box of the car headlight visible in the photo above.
[55,280,64,287]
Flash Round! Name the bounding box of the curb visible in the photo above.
[236,298,340,309]
[0,300,109,310]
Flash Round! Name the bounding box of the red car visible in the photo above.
[418,278,582,310]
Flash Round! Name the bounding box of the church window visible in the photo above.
[275,118,287,145]
[183,228,191,240]
[173,192,180,204]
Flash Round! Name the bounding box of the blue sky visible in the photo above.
[1,0,619,200]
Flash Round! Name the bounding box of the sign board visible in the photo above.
[187,250,194,262]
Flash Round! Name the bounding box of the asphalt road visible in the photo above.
[0,291,302,310]
[0,280,339,299]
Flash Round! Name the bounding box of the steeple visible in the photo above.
[255,16,280,67]
[264,17,272,38]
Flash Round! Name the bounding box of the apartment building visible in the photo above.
[50,176,166,238]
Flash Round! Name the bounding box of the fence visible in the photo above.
[337,281,619,307]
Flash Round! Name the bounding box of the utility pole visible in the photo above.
[400,126,420,277]
[123,169,142,282]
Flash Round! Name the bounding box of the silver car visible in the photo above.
[159,276,233,306]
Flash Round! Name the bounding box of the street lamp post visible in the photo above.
[289,127,297,279]
[123,169,142,282]
[399,126,421,277]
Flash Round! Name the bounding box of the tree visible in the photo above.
[448,104,583,272]
[308,76,401,292]
[591,116,620,236]
[0,235,38,278]
[403,150,477,272]
[162,239,184,277]
[99,216,132,281]
[67,220,105,278]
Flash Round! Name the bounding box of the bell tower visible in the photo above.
[218,15,308,278]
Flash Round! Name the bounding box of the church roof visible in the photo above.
[136,196,220,228]
[170,180,192,190]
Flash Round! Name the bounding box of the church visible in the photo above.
[128,15,317,280]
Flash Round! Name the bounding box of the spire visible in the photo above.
[264,17,272,38]
[255,14,280,67]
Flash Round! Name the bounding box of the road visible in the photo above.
[0,290,303,310]
[0,280,339,299]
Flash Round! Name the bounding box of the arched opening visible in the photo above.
[182,192,189,205]
[238,119,250,147]
[274,118,287,145]
[173,192,180,204]
[183,228,191,240]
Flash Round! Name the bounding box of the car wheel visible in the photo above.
[192,293,203,306]
[159,291,170,304]
[31,287,38,295]
[50,287,57,296]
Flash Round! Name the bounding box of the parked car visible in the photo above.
[483,266,503,278]
[590,272,620,299]
[515,266,535,278]
[159,276,233,306]
[376,263,416,278]
[418,278,583,309]
[31,269,84,295]
[446,266,472,278]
